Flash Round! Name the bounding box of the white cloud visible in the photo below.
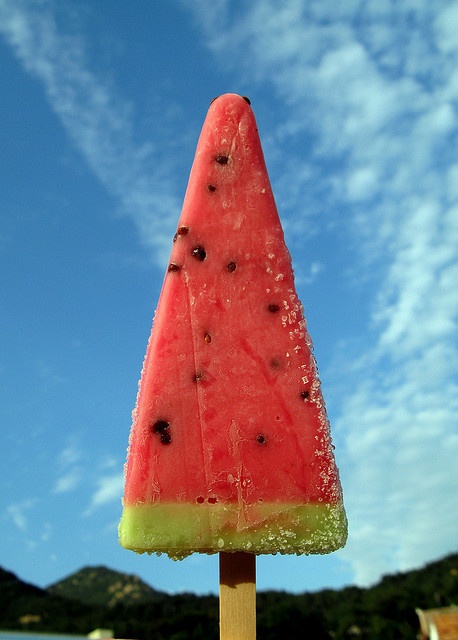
[99,455,119,470]
[337,368,458,583]
[295,261,325,286]
[373,199,458,356]
[7,506,27,531]
[434,2,458,54]
[57,441,81,467]
[6,499,37,531]
[53,469,81,494]
[346,167,378,202]
[0,0,180,266]
[184,0,458,586]
[52,440,83,493]
[84,473,124,515]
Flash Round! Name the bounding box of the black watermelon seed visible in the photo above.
[173,226,189,243]
[227,261,237,272]
[204,332,212,344]
[270,358,281,369]
[268,303,280,313]
[301,390,310,400]
[196,496,205,503]
[168,262,181,272]
[207,184,217,192]
[256,434,267,444]
[153,420,170,433]
[192,246,206,261]
[242,96,251,105]
[216,154,229,165]
[160,431,172,444]
[208,496,217,504]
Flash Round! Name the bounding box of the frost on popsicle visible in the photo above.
[119,94,347,559]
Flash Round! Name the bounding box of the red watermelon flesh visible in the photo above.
[119,94,347,558]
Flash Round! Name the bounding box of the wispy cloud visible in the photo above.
[6,499,37,531]
[57,441,81,467]
[84,473,124,516]
[295,261,325,287]
[52,439,82,494]
[52,439,122,508]
[0,0,180,266]
[185,0,458,583]
[53,469,82,494]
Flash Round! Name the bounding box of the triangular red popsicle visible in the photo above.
[119,94,347,558]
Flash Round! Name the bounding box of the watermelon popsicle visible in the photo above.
[119,93,347,559]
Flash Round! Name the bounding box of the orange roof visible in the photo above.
[416,607,458,640]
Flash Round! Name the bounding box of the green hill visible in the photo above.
[47,565,164,608]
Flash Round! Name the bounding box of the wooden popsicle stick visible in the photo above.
[219,552,256,640]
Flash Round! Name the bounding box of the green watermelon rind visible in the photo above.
[118,501,347,559]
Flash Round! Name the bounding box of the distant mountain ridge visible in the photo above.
[46,565,164,608]
[1,552,457,639]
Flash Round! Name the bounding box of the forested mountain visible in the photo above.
[47,565,163,608]
[1,552,457,640]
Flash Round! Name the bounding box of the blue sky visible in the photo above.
[1,0,457,596]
